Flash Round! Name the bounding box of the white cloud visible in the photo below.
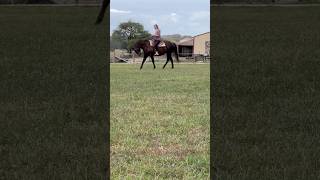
[110,8,131,14]
[189,11,209,21]
[146,12,179,28]
[170,12,178,23]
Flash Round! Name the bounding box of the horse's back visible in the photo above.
[164,41,177,51]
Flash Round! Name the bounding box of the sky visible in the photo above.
[110,0,210,36]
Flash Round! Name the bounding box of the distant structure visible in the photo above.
[177,32,210,58]
[177,37,193,57]
[193,32,210,56]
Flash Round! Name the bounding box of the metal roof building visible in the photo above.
[177,32,210,57]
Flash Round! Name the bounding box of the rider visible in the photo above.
[152,24,161,55]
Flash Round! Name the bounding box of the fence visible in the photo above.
[178,52,211,62]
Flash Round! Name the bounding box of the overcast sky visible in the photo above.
[110,0,210,36]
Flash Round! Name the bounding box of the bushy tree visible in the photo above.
[111,21,151,52]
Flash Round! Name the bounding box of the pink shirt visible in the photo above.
[154,29,161,37]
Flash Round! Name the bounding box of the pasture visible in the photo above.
[110,64,210,179]
[212,6,320,179]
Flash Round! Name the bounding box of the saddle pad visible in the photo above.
[149,40,166,47]
[158,41,166,47]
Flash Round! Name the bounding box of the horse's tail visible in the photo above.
[173,43,179,62]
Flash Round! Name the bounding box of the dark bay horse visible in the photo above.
[133,40,179,69]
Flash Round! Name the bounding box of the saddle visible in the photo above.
[149,40,166,47]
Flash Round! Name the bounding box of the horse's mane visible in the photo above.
[138,39,149,44]
[134,39,149,48]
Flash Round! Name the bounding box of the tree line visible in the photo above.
[110,21,151,52]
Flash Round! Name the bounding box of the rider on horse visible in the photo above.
[152,24,161,55]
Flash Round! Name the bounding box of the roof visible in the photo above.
[177,37,193,46]
[193,32,210,38]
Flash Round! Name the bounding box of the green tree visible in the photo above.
[111,21,151,52]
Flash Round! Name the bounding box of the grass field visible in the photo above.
[110,64,210,179]
[0,7,109,179]
[212,6,320,179]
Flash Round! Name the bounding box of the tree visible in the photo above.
[111,21,151,52]
[110,38,123,51]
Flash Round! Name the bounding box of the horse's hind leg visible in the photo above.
[163,57,169,69]
[150,55,156,69]
[169,54,174,69]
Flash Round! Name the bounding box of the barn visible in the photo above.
[177,32,210,57]
[177,37,193,57]
[193,32,210,56]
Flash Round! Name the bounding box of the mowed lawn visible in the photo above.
[110,64,210,179]
[212,6,320,179]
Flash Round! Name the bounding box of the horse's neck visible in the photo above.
[138,40,148,50]
[140,40,148,45]
[136,41,144,48]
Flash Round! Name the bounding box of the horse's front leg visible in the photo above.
[150,55,156,69]
[140,55,148,70]
[163,55,169,69]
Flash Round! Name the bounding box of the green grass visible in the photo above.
[110,64,210,179]
[212,7,320,179]
[0,7,109,179]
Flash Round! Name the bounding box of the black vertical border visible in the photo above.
[0,5,110,179]
[102,6,110,180]
[210,2,216,180]
[210,3,320,180]
[106,6,110,179]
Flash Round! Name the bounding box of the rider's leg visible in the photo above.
[154,40,160,55]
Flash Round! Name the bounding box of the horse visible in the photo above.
[95,0,110,24]
[132,40,179,69]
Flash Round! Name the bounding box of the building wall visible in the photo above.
[193,32,210,55]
